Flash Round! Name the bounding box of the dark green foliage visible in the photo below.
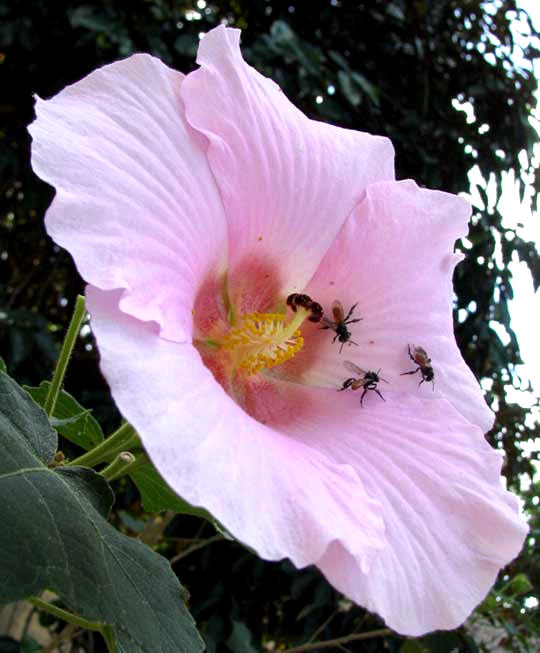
[1,0,539,650]
[0,637,20,653]
[0,371,204,653]
[225,621,258,653]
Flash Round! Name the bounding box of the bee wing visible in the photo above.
[321,317,335,328]
[343,360,365,376]
[331,299,345,322]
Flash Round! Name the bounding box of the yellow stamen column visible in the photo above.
[222,307,311,375]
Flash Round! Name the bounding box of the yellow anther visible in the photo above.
[222,309,308,375]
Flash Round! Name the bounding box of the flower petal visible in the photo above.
[181,26,395,305]
[279,384,527,635]
[86,286,386,570]
[297,179,493,431]
[29,54,227,342]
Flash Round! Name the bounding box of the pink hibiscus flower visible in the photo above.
[29,26,527,635]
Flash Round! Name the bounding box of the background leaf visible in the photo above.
[0,371,203,653]
[131,462,213,519]
[226,621,258,653]
[0,637,20,653]
[25,380,104,450]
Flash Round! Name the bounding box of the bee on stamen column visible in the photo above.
[400,344,435,389]
[286,293,323,323]
[287,293,309,311]
[321,300,362,353]
[339,360,387,406]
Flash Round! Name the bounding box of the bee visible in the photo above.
[400,344,435,389]
[338,360,387,406]
[286,293,323,322]
[286,293,312,310]
[321,300,362,353]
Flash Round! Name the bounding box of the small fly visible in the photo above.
[339,360,387,406]
[321,300,362,353]
[400,344,435,389]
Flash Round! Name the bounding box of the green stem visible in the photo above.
[106,451,148,482]
[283,628,393,652]
[102,625,117,652]
[100,451,136,481]
[69,422,138,468]
[44,295,86,417]
[28,596,103,632]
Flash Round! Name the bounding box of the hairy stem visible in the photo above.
[44,295,86,416]
[102,625,117,653]
[27,596,103,632]
[100,451,136,481]
[69,422,138,468]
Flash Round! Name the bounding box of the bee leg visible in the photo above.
[338,378,354,391]
[359,388,368,406]
[418,377,425,387]
[345,317,363,325]
[344,303,358,321]
[374,389,385,402]
[400,368,419,376]
[332,333,339,343]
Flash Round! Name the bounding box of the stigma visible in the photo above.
[222,294,322,375]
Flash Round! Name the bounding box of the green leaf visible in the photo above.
[350,71,380,106]
[131,462,213,519]
[401,632,466,653]
[0,372,204,653]
[25,381,104,450]
[337,70,361,107]
[420,632,463,652]
[226,621,258,653]
[500,573,534,597]
[69,6,116,33]
[20,637,41,653]
[0,357,6,373]
[400,641,429,653]
[0,636,20,653]
[174,33,199,58]
[270,19,295,43]
[328,49,351,71]
[50,410,91,428]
